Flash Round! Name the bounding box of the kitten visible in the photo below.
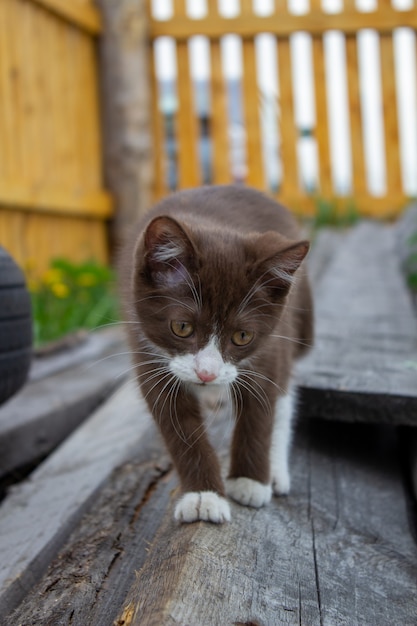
[120,185,313,523]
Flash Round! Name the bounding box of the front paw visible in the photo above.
[174,491,231,524]
[271,467,291,496]
[226,477,272,508]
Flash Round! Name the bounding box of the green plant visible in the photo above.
[27,259,119,346]
[311,197,359,229]
[405,231,417,293]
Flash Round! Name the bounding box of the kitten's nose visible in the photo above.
[196,369,217,383]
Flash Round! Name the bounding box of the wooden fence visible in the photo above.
[0,0,112,275]
[148,0,417,217]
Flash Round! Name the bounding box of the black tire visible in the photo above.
[0,247,32,406]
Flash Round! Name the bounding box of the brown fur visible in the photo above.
[119,185,313,498]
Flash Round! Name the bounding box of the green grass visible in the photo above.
[27,258,120,346]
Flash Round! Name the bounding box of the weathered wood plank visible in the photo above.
[297,221,417,424]
[0,328,130,479]
[10,418,415,626]
[0,380,152,617]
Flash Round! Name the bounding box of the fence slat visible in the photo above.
[0,0,12,182]
[276,43,299,198]
[174,0,200,188]
[5,0,24,183]
[240,0,264,187]
[345,33,367,195]
[312,38,332,196]
[176,40,200,188]
[150,45,167,199]
[209,39,231,184]
[208,14,231,186]
[274,0,299,199]
[150,10,417,40]
[380,33,402,196]
[242,39,264,187]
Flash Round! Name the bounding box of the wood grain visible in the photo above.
[297,221,417,424]
[0,0,112,271]
[0,379,153,617]
[0,329,129,479]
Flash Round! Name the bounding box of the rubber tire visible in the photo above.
[0,247,32,405]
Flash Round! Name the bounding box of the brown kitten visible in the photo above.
[120,185,313,523]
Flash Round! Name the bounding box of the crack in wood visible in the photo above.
[311,518,324,626]
[128,464,172,529]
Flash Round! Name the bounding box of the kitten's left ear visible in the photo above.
[257,236,310,298]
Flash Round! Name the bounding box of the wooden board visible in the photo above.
[0,328,129,479]
[0,380,153,617]
[4,418,417,625]
[297,220,417,424]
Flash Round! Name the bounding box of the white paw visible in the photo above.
[272,467,291,496]
[226,477,272,508]
[174,491,231,524]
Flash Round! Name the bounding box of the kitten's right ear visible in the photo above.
[139,216,196,286]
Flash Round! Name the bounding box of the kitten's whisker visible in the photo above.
[141,369,173,403]
[236,375,272,415]
[114,358,168,381]
[170,379,188,445]
[270,334,311,348]
[238,368,284,394]
[151,374,178,421]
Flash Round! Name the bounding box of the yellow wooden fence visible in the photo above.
[0,0,112,275]
[148,0,417,217]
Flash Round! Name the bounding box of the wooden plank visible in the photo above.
[345,32,367,195]
[0,329,130,479]
[310,1,332,197]
[4,0,24,184]
[0,184,113,218]
[79,34,103,192]
[108,421,416,625]
[241,0,264,187]
[208,18,231,185]
[175,39,200,187]
[296,221,417,424]
[150,43,167,199]
[28,0,102,34]
[380,33,402,197]
[276,35,299,197]
[175,0,200,188]
[5,412,416,625]
[149,9,417,40]
[0,379,152,617]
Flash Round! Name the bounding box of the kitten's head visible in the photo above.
[131,215,308,386]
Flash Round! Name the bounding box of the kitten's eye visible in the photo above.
[231,330,254,346]
[170,321,194,338]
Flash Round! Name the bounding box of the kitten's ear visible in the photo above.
[256,237,310,299]
[140,215,196,286]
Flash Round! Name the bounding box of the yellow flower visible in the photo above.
[77,273,97,287]
[51,282,69,298]
[43,268,63,285]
